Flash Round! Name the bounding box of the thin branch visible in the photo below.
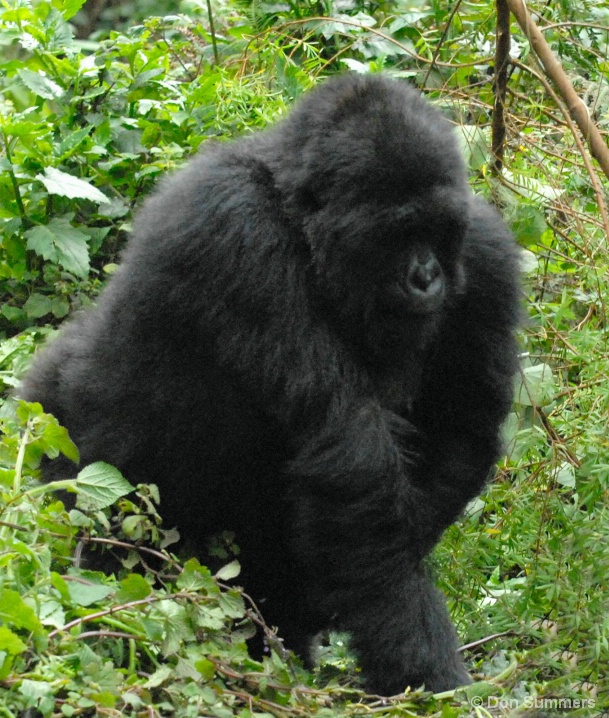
[205,0,219,65]
[491,0,511,173]
[460,630,513,652]
[423,0,465,87]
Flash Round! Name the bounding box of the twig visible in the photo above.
[460,630,513,652]
[423,0,465,88]
[48,591,206,638]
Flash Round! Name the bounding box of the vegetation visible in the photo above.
[0,0,608,715]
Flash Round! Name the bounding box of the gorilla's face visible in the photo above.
[273,74,473,350]
[304,183,469,324]
[377,187,470,317]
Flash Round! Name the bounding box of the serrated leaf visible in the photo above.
[17,69,63,99]
[75,462,135,510]
[24,293,55,319]
[218,591,245,619]
[25,218,90,277]
[0,120,50,138]
[17,400,79,463]
[55,0,88,21]
[36,167,109,204]
[57,126,92,157]
[177,558,215,592]
[0,626,27,655]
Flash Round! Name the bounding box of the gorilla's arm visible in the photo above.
[285,202,519,554]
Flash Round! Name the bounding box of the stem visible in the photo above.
[23,478,78,499]
[12,427,30,494]
[206,0,219,65]
[1,130,29,228]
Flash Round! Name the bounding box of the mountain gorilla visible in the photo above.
[20,74,521,694]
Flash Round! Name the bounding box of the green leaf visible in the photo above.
[57,126,93,158]
[67,580,113,607]
[39,598,66,629]
[24,293,55,319]
[0,626,27,655]
[18,679,54,708]
[75,462,135,510]
[514,363,557,407]
[195,658,216,680]
[218,591,245,619]
[36,167,109,204]
[215,560,241,581]
[17,69,63,99]
[53,0,88,21]
[510,205,548,247]
[25,218,90,277]
[555,462,576,489]
[17,401,79,463]
[121,514,148,540]
[0,589,42,633]
[116,574,152,603]
[177,558,215,592]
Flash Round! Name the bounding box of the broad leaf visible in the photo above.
[75,462,135,510]
[25,218,90,277]
[36,167,109,204]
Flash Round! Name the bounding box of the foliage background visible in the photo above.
[0,0,608,715]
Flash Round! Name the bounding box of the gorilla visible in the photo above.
[20,73,521,695]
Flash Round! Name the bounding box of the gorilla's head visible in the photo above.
[270,74,470,340]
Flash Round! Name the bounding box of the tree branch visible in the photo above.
[506,0,609,180]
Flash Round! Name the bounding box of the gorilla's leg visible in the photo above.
[344,568,470,695]
[237,531,325,666]
[287,405,473,694]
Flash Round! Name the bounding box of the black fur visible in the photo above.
[20,74,521,694]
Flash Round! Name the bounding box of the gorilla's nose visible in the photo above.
[407,254,443,297]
